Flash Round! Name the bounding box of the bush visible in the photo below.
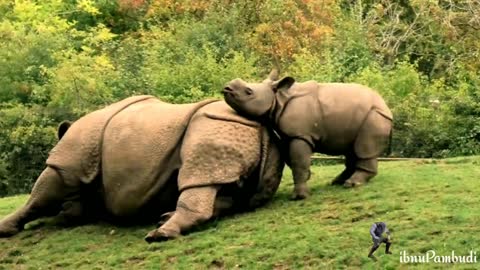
[142,35,259,102]
[0,105,58,195]
[351,62,480,158]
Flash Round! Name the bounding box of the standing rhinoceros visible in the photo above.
[223,71,392,200]
[0,96,284,242]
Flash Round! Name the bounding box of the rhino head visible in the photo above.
[223,70,295,120]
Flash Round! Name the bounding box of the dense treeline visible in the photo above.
[0,0,479,196]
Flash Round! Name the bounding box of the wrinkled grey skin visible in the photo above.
[0,96,284,242]
[223,71,392,200]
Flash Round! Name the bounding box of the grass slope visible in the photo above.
[1,157,479,269]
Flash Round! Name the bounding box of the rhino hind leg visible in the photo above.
[343,158,378,188]
[57,181,103,225]
[145,186,219,243]
[58,201,84,221]
[0,167,80,237]
[343,109,391,188]
[331,153,356,185]
[57,200,95,225]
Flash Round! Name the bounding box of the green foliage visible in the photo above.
[41,24,120,114]
[352,62,480,158]
[0,105,58,195]
[0,0,479,195]
[1,160,480,268]
[143,40,258,102]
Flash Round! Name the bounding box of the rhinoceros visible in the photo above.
[223,71,392,199]
[0,95,284,242]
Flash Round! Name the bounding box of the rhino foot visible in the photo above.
[343,177,368,188]
[331,177,347,186]
[144,227,180,243]
[343,170,374,188]
[291,183,310,200]
[0,218,21,238]
[343,179,364,188]
[331,171,353,186]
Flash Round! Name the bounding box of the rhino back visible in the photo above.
[46,95,155,186]
[277,83,388,154]
[315,83,392,140]
[101,98,217,216]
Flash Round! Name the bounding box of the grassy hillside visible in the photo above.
[1,157,479,269]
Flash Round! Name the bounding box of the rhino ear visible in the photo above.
[272,76,295,92]
[267,69,279,81]
[262,69,279,83]
[57,120,72,140]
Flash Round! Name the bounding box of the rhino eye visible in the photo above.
[245,88,253,95]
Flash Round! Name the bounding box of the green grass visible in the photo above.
[1,157,480,269]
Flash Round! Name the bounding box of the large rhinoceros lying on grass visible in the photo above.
[0,96,284,242]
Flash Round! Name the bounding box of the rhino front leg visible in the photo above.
[155,195,233,228]
[344,158,378,188]
[145,185,219,243]
[289,139,312,200]
[0,167,79,237]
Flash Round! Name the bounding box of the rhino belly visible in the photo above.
[314,104,373,155]
[312,121,360,155]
